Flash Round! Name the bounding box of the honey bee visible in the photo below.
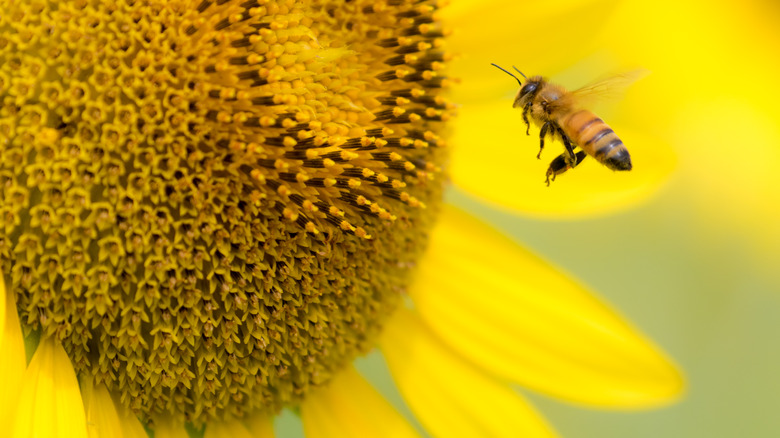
[492,64,640,185]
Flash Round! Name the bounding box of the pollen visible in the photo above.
[0,0,452,426]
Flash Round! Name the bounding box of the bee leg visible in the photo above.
[537,122,551,159]
[522,103,532,135]
[557,127,578,166]
[545,151,588,186]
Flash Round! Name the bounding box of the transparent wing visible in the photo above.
[570,69,649,105]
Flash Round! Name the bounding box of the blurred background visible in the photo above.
[277,0,780,436]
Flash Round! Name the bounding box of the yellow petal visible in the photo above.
[82,379,147,438]
[410,205,684,407]
[244,414,275,438]
[11,337,89,438]
[0,277,5,347]
[154,418,189,438]
[82,379,128,438]
[0,281,26,423]
[445,0,609,23]
[115,401,150,438]
[380,307,557,438]
[604,0,780,280]
[450,101,675,218]
[301,365,419,438]
[443,0,621,104]
[204,420,254,438]
[589,0,780,279]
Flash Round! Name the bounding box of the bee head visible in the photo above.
[490,64,542,108]
[513,77,543,108]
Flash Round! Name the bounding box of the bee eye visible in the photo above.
[520,82,538,96]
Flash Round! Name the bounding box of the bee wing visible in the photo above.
[569,69,649,104]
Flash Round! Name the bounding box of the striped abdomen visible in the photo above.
[558,109,632,171]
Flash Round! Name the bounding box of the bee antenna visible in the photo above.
[512,66,528,80]
[491,63,523,85]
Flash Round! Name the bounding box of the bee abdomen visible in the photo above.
[560,110,632,171]
[597,138,632,171]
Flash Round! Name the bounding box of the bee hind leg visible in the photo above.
[556,127,579,166]
[545,151,588,186]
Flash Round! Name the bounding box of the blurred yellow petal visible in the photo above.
[672,97,780,279]
[590,0,780,278]
[0,281,26,423]
[446,0,609,22]
[443,0,622,103]
[80,379,148,438]
[115,401,150,438]
[244,414,275,438]
[410,205,683,407]
[450,101,675,218]
[82,379,126,438]
[0,277,4,347]
[301,366,419,438]
[380,307,557,438]
[11,337,88,438]
[204,420,254,438]
[155,419,189,438]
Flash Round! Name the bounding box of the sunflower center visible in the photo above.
[0,0,451,424]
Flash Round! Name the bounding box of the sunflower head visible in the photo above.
[0,0,452,425]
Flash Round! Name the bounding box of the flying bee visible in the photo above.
[492,63,642,185]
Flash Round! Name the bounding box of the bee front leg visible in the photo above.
[545,151,588,186]
[522,103,532,135]
[537,122,552,159]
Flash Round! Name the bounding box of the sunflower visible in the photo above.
[0,0,682,437]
